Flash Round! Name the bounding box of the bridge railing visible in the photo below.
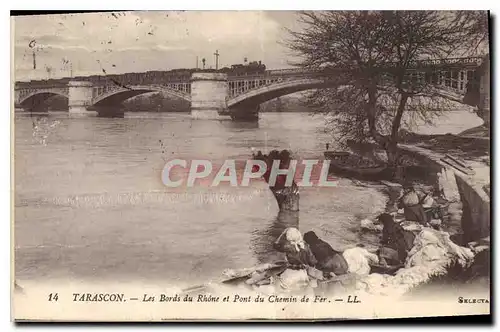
[229,57,483,80]
[14,56,482,88]
[228,64,476,99]
[261,56,483,75]
[383,56,483,68]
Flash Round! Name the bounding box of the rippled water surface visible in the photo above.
[15,111,397,285]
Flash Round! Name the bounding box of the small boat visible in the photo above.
[329,164,387,176]
[324,151,386,177]
[324,151,351,161]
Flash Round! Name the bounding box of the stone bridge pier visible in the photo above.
[14,56,488,121]
[68,81,96,115]
[189,72,261,121]
[190,72,228,120]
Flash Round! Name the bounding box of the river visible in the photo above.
[14,110,481,287]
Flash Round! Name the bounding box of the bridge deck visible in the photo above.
[15,56,484,108]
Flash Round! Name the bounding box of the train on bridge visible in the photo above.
[15,55,486,90]
[15,60,268,89]
[219,61,267,76]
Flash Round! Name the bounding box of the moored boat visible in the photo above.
[324,151,386,178]
[324,151,351,161]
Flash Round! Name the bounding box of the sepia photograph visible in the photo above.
[11,9,491,321]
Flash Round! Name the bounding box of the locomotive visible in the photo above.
[16,60,268,88]
[219,60,266,76]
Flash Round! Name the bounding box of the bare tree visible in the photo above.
[287,11,488,174]
[452,11,489,55]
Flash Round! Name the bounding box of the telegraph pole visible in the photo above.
[214,50,220,70]
[196,56,199,69]
[29,40,37,70]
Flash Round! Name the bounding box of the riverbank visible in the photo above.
[194,132,491,302]
[296,128,490,298]
[369,131,490,288]
[398,128,490,240]
[344,127,490,239]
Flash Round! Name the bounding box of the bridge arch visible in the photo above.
[227,77,469,109]
[227,78,338,108]
[18,90,69,111]
[92,85,191,107]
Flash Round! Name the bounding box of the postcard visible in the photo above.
[12,10,491,321]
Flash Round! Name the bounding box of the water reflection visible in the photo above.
[98,113,125,119]
[96,106,125,118]
[17,112,50,121]
[250,210,299,264]
[221,120,260,130]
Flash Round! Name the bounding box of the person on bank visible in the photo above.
[379,213,415,265]
[303,231,349,276]
[398,184,428,226]
[273,227,318,269]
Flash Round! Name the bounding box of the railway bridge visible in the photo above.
[14,55,490,123]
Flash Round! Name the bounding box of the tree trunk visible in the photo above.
[384,93,409,180]
[391,93,409,142]
[385,142,401,179]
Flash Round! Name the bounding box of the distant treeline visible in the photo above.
[260,96,312,113]
[38,93,313,113]
[39,95,68,111]
[123,93,190,112]
[124,93,311,113]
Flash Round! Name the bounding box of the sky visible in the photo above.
[13,11,304,81]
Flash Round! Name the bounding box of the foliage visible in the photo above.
[287,11,489,168]
[451,11,490,55]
